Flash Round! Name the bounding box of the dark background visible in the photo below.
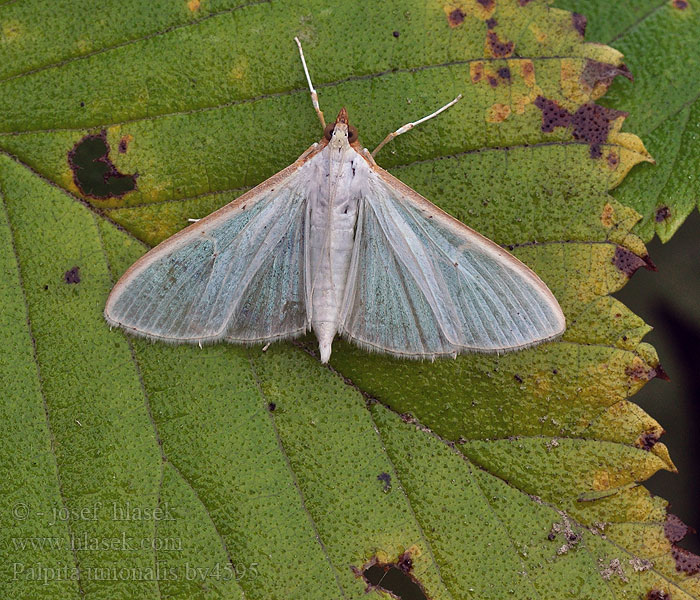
[616,210,700,553]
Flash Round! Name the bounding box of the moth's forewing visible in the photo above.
[337,160,565,357]
[104,145,325,344]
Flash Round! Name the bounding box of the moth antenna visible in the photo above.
[372,94,462,157]
[294,37,326,128]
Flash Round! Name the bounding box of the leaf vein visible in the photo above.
[0,182,85,598]
[607,1,668,44]
[95,217,245,598]
[0,56,605,137]
[246,352,348,599]
[0,0,271,85]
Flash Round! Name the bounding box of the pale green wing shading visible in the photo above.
[339,168,566,358]
[105,164,311,344]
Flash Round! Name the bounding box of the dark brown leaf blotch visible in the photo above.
[665,514,690,544]
[534,96,571,132]
[671,546,700,575]
[448,8,465,27]
[664,514,700,573]
[581,60,633,90]
[118,136,130,154]
[64,266,81,284]
[655,205,671,222]
[498,66,511,80]
[487,31,514,57]
[377,472,391,492]
[572,12,587,36]
[356,551,427,600]
[637,430,661,450]
[654,364,671,381]
[570,103,626,158]
[625,362,656,382]
[646,591,671,600]
[612,246,647,277]
[68,130,137,200]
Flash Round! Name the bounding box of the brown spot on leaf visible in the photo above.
[612,246,648,277]
[671,546,700,575]
[655,364,671,381]
[470,61,485,83]
[662,514,700,574]
[118,134,133,154]
[64,266,81,284]
[488,75,499,87]
[377,472,391,492]
[625,360,656,382]
[514,374,524,383]
[601,202,615,227]
[572,12,587,36]
[498,66,511,80]
[534,97,626,158]
[571,103,627,158]
[486,17,497,29]
[519,0,534,4]
[655,205,671,222]
[665,514,690,543]
[68,130,137,199]
[637,430,661,450]
[448,8,465,27]
[487,103,511,122]
[646,591,671,600]
[392,30,400,38]
[673,0,689,9]
[534,96,571,131]
[581,60,633,91]
[487,31,514,57]
[396,553,413,573]
[521,60,535,86]
[626,362,669,382]
[355,551,427,600]
[607,150,619,169]
[477,0,494,9]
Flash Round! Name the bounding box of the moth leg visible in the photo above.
[294,37,326,128]
[372,94,462,157]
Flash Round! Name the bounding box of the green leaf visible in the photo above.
[1,1,697,599]
[554,0,700,242]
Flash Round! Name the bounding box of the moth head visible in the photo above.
[324,107,359,147]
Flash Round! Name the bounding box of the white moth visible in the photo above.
[105,38,565,363]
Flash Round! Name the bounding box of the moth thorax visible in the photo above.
[330,123,350,149]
